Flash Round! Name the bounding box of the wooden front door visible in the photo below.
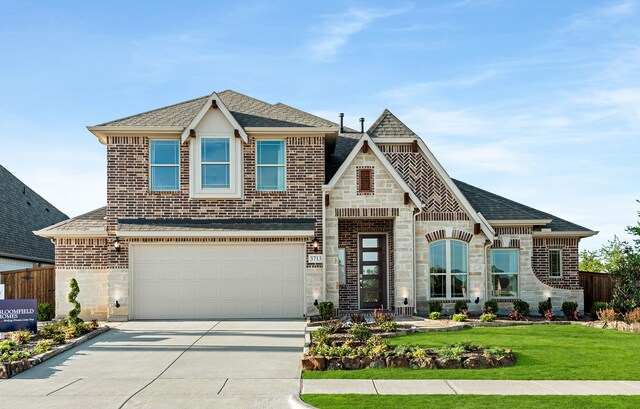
[359,234,387,310]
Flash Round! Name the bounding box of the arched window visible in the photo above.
[429,240,468,299]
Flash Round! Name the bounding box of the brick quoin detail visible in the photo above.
[105,135,324,267]
[532,237,581,289]
[338,219,395,312]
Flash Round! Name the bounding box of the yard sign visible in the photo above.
[0,299,37,333]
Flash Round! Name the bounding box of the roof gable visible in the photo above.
[0,165,68,262]
[180,92,248,143]
[367,109,417,138]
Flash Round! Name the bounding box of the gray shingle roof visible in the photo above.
[325,134,362,183]
[42,206,106,233]
[118,218,316,232]
[98,90,339,129]
[453,179,593,232]
[367,109,417,138]
[0,165,68,262]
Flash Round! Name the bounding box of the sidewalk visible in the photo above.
[302,379,640,395]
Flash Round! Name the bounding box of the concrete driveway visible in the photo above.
[0,320,309,408]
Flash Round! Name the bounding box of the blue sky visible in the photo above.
[1,0,638,251]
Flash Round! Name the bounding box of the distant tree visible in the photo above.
[578,237,625,273]
[609,201,640,313]
[579,250,604,272]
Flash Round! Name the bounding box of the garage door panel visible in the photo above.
[132,243,305,319]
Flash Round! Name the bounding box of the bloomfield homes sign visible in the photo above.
[0,299,37,333]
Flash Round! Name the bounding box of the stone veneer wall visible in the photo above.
[325,148,415,313]
[338,219,395,311]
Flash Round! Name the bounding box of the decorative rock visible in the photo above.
[369,357,386,369]
[386,356,409,368]
[301,356,325,371]
[463,355,494,369]
[436,358,463,369]
[358,356,372,369]
[409,357,437,369]
[342,356,360,370]
[326,357,344,370]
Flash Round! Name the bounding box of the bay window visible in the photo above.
[256,140,286,191]
[150,140,179,191]
[429,240,468,299]
[491,249,519,297]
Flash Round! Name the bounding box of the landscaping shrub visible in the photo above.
[544,310,554,321]
[316,301,334,321]
[562,301,579,320]
[454,300,468,314]
[0,340,16,354]
[1,350,31,362]
[37,302,54,321]
[508,310,526,321]
[429,311,442,320]
[624,307,640,324]
[311,326,331,345]
[350,313,365,324]
[373,309,394,324]
[484,300,499,314]
[87,319,99,331]
[483,346,509,359]
[379,321,399,332]
[347,323,371,342]
[538,300,553,315]
[438,342,470,360]
[512,300,530,316]
[428,301,443,313]
[480,313,497,322]
[32,339,52,355]
[365,336,390,356]
[597,307,618,322]
[591,301,608,317]
[452,313,467,322]
[7,331,31,345]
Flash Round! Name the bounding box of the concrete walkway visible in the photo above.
[0,320,309,408]
[302,379,640,395]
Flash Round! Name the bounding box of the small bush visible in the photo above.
[484,300,499,314]
[87,319,99,331]
[454,300,468,314]
[37,303,54,321]
[316,301,334,321]
[483,346,509,359]
[429,311,442,320]
[373,309,394,324]
[379,321,399,332]
[538,300,552,315]
[544,310,554,321]
[438,342,470,360]
[591,301,608,318]
[347,323,371,342]
[1,350,31,362]
[0,340,16,354]
[32,339,53,355]
[311,326,331,345]
[365,336,390,356]
[597,307,618,323]
[67,278,83,325]
[512,300,530,316]
[412,347,428,359]
[452,313,466,322]
[562,301,579,320]
[480,313,497,322]
[428,301,443,313]
[350,313,365,324]
[508,310,526,321]
[7,331,31,345]
[624,307,640,324]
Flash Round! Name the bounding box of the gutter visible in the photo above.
[0,251,54,265]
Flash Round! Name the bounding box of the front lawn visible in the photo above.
[301,395,640,409]
[303,325,640,380]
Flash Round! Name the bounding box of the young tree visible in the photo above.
[610,201,640,312]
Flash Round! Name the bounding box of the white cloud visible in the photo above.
[566,0,636,30]
[379,70,498,101]
[400,106,490,137]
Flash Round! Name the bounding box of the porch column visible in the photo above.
[394,208,415,315]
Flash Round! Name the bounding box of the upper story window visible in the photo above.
[429,239,468,299]
[201,138,230,189]
[549,249,562,278]
[191,132,242,199]
[256,140,286,191]
[491,249,519,298]
[150,140,179,191]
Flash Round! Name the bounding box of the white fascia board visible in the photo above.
[117,230,315,238]
[87,126,183,145]
[325,134,422,207]
[489,219,553,226]
[370,137,417,143]
[476,212,496,239]
[532,230,599,238]
[33,229,107,239]
[415,138,493,238]
[180,92,248,143]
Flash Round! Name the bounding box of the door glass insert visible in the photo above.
[362,238,379,248]
[362,279,379,288]
[362,265,379,276]
[362,252,379,262]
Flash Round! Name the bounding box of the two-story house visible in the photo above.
[35,90,597,320]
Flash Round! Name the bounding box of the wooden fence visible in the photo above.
[579,270,613,313]
[0,266,56,309]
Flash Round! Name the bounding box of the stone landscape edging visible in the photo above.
[0,326,110,379]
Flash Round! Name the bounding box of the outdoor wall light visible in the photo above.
[403,297,408,305]
[311,236,320,253]
[314,299,319,306]
[475,297,480,304]
[547,297,552,304]
[115,300,120,308]
[113,236,121,252]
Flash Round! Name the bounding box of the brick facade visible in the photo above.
[338,219,395,311]
[532,237,581,289]
[55,238,109,269]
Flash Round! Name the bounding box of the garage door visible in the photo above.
[130,243,305,319]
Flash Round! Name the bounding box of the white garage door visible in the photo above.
[130,243,305,319]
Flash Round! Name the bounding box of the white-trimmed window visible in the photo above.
[201,137,230,189]
[429,240,468,299]
[256,140,286,191]
[549,249,562,278]
[191,133,242,199]
[150,140,179,191]
[491,249,519,297]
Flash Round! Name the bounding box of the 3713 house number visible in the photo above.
[307,254,323,264]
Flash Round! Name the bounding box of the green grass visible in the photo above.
[303,325,640,380]
[301,395,640,409]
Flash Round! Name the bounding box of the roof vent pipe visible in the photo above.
[339,113,344,133]
[359,118,365,133]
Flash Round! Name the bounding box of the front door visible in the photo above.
[359,234,387,310]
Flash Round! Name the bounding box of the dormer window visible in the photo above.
[190,132,242,199]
